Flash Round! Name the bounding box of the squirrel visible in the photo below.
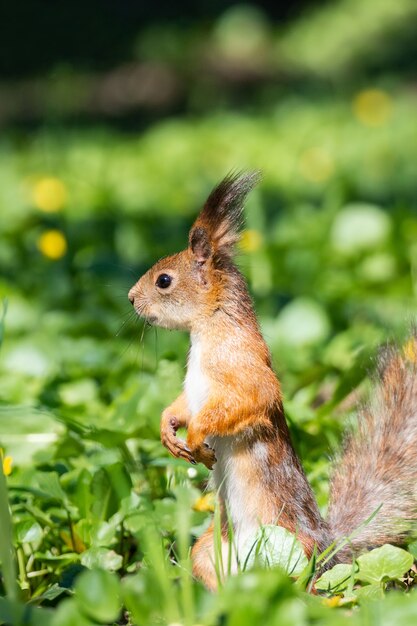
[128,172,417,590]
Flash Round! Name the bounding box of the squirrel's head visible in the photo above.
[128,171,261,331]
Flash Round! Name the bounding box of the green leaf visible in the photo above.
[0,596,24,625]
[407,539,417,559]
[355,583,385,601]
[33,584,68,603]
[90,519,118,546]
[15,520,43,544]
[51,598,96,626]
[244,525,308,575]
[315,563,355,592]
[219,567,296,626]
[0,406,63,467]
[90,469,117,521]
[58,379,99,407]
[74,469,92,519]
[122,575,152,626]
[0,596,53,626]
[104,462,132,501]
[124,512,148,533]
[356,544,413,584]
[36,472,67,503]
[90,465,131,521]
[75,568,121,623]
[80,547,123,571]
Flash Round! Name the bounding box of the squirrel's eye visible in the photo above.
[156,273,172,289]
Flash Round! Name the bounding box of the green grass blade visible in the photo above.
[0,299,7,352]
[0,463,18,602]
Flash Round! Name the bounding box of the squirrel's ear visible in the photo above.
[189,226,212,264]
[189,171,261,261]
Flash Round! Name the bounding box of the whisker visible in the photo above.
[113,309,137,336]
[154,326,159,369]
[139,319,147,344]
[115,308,137,321]
[100,263,139,277]
[139,321,148,373]
[102,282,134,290]
[115,313,136,337]
[112,293,136,300]
[128,318,148,373]
[111,316,142,372]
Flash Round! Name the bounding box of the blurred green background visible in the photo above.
[1,0,417,623]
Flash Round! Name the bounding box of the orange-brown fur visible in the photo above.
[129,173,417,589]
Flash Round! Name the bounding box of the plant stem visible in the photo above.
[17,547,29,592]
[0,461,18,601]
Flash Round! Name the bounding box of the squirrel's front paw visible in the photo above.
[193,443,217,470]
[161,416,197,465]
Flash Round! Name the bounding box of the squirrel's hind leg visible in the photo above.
[192,522,237,591]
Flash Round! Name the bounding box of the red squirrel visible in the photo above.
[128,172,417,590]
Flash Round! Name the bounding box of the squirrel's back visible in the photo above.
[328,334,417,558]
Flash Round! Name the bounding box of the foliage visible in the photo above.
[1,0,417,624]
[316,545,415,600]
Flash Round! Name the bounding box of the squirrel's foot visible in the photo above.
[161,416,197,465]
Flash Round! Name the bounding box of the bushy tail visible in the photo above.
[327,334,417,557]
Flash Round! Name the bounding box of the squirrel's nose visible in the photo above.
[128,289,135,305]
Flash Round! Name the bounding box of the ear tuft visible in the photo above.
[189,170,261,261]
[190,226,212,264]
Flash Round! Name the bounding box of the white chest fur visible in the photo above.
[185,339,265,566]
[184,336,209,417]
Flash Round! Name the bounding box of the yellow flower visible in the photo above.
[404,338,417,363]
[0,449,12,476]
[240,229,263,253]
[322,595,342,608]
[37,230,68,260]
[32,177,67,212]
[299,147,334,183]
[352,89,392,127]
[193,492,215,513]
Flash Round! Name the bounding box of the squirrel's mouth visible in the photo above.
[132,301,158,325]
[139,312,158,325]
